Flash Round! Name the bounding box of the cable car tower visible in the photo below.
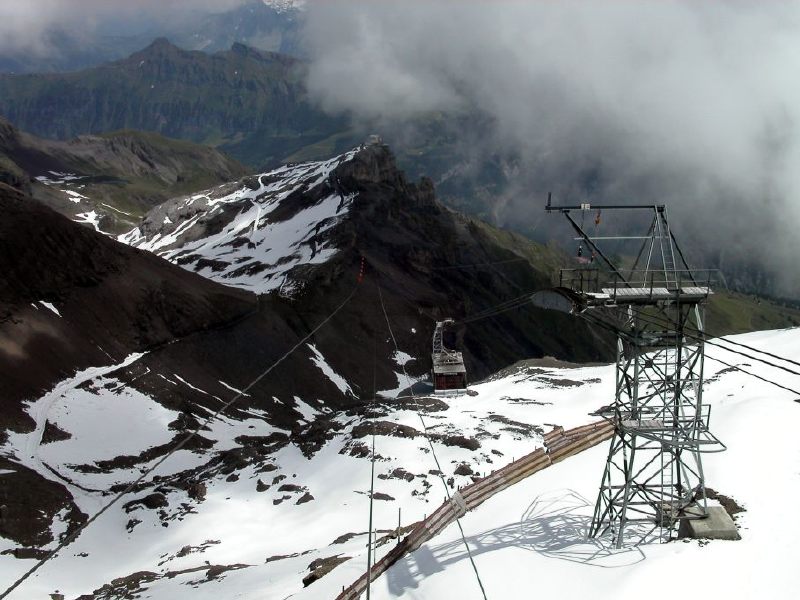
[534,198,725,547]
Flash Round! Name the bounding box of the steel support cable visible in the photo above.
[457,291,538,325]
[575,310,800,398]
[686,324,800,370]
[366,339,377,600]
[630,311,800,380]
[377,283,489,600]
[630,308,800,372]
[459,300,531,325]
[702,354,800,397]
[620,311,800,396]
[0,284,360,600]
[430,257,531,271]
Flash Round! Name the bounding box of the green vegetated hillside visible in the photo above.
[468,219,800,339]
[706,291,800,336]
[0,0,302,74]
[0,116,246,232]
[0,39,351,170]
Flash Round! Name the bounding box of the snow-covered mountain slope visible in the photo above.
[1,327,797,599]
[0,117,247,235]
[119,143,609,382]
[120,149,360,295]
[1,146,615,594]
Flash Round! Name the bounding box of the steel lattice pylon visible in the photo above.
[534,200,725,546]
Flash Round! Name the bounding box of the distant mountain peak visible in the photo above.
[262,0,305,13]
[145,37,177,51]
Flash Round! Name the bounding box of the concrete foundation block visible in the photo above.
[679,506,741,541]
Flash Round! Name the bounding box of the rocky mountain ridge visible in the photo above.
[0,38,347,170]
[0,142,606,558]
[0,116,247,233]
[0,0,304,75]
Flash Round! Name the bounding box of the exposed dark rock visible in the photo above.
[0,458,86,548]
[351,420,419,440]
[296,492,314,505]
[454,463,474,476]
[303,555,350,587]
[432,434,480,451]
[123,493,168,513]
[41,421,71,444]
[187,482,207,501]
[277,483,303,493]
[370,492,395,502]
[705,487,746,519]
[387,467,416,482]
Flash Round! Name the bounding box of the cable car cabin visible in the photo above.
[431,319,467,394]
[432,353,467,392]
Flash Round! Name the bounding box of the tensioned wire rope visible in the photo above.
[594,308,800,397]
[366,336,378,600]
[376,283,489,600]
[393,273,800,397]
[454,277,800,393]
[0,284,360,600]
[625,309,800,379]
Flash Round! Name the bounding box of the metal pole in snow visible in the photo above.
[366,427,375,600]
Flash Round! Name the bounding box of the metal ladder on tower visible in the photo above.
[658,210,678,287]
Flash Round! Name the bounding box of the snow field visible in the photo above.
[120,150,361,295]
[0,328,797,599]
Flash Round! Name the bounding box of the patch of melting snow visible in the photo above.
[307,344,353,395]
[35,171,81,185]
[378,371,426,399]
[174,374,209,395]
[393,350,414,366]
[64,189,88,203]
[292,396,319,423]
[40,376,177,466]
[120,149,361,294]
[219,380,250,397]
[4,329,799,600]
[101,202,133,216]
[38,301,61,317]
[1,353,145,509]
[74,210,102,232]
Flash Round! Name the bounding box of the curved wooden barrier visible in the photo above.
[335,420,613,599]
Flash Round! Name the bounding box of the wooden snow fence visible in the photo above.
[335,420,613,599]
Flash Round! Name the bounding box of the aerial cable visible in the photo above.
[366,338,378,600]
[630,311,800,380]
[699,329,800,371]
[457,290,538,325]
[431,257,531,271]
[612,310,800,396]
[377,283,489,600]
[574,307,800,397]
[702,354,800,397]
[0,284,360,600]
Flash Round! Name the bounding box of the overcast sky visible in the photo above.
[1,0,799,292]
[304,1,800,293]
[0,0,248,53]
